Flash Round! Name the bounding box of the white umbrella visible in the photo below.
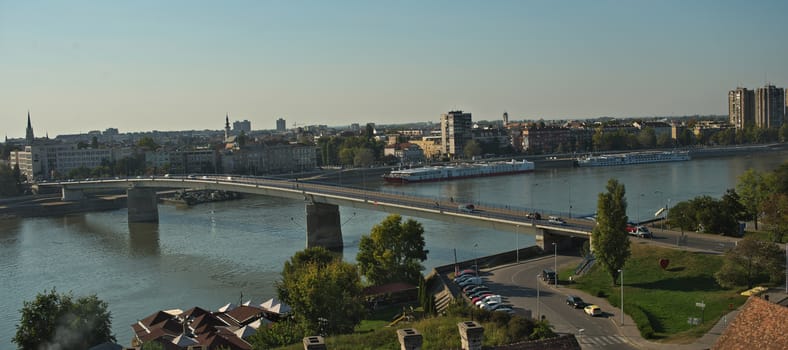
[234,325,257,339]
[218,302,237,312]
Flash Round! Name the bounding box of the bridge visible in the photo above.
[40,175,595,252]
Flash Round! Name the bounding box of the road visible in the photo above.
[481,255,639,350]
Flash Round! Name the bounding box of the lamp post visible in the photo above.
[474,243,479,277]
[531,183,539,226]
[536,274,540,321]
[552,242,558,286]
[516,225,520,264]
[618,268,624,325]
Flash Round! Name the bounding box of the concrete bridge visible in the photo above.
[41,175,594,252]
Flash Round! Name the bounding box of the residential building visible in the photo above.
[633,121,672,139]
[233,120,251,133]
[410,136,443,160]
[755,84,785,128]
[276,118,287,132]
[383,143,425,164]
[221,143,317,175]
[522,126,571,154]
[440,110,473,159]
[729,87,756,129]
[472,126,511,154]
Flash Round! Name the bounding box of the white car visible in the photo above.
[475,295,502,307]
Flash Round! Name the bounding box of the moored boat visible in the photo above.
[383,159,535,183]
[575,150,690,167]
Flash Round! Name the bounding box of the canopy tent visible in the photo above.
[260,297,291,314]
[234,325,257,339]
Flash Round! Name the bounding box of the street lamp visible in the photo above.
[516,225,520,264]
[536,274,540,321]
[531,183,539,226]
[618,268,624,325]
[552,242,558,286]
[474,243,479,277]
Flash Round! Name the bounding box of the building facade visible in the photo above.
[233,120,251,133]
[755,84,785,129]
[440,110,473,159]
[729,87,755,129]
[276,118,287,132]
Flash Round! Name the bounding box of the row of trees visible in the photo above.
[667,190,745,236]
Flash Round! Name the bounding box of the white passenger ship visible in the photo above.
[575,151,690,167]
[383,160,535,183]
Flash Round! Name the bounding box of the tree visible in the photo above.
[357,214,428,286]
[591,178,630,284]
[715,237,785,289]
[0,163,20,197]
[91,136,99,149]
[276,247,364,337]
[463,140,482,159]
[736,169,769,230]
[13,289,115,350]
[137,137,159,151]
[353,147,374,167]
[761,193,788,242]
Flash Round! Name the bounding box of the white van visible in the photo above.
[548,216,566,225]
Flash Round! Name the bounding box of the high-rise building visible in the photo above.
[233,120,251,133]
[728,87,755,129]
[755,84,785,128]
[440,110,473,158]
[502,112,509,127]
[276,118,286,132]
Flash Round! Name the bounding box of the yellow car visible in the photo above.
[584,304,602,317]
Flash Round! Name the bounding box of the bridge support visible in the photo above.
[305,202,343,252]
[536,231,585,253]
[61,188,85,201]
[127,188,159,223]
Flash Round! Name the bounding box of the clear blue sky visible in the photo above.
[2,0,787,137]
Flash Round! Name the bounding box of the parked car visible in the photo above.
[492,307,514,314]
[566,295,585,308]
[464,285,488,294]
[480,301,501,310]
[458,277,483,287]
[454,274,475,284]
[475,295,502,307]
[584,304,602,317]
[467,290,493,299]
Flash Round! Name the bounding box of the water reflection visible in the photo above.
[128,222,160,256]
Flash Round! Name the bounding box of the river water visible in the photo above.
[1,151,786,346]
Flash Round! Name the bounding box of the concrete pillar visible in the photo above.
[457,321,484,350]
[127,188,159,223]
[305,202,343,252]
[396,328,423,350]
[61,187,85,201]
[302,336,326,350]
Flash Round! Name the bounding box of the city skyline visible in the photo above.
[2,0,787,138]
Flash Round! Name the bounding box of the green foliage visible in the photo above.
[572,244,746,339]
[715,236,786,289]
[357,215,428,286]
[761,193,788,242]
[0,163,20,197]
[276,247,365,340]
[529,320,556,340]
[736,168,770,230]
[137,136,159,151]
[141,341,165,350]
[248,316,308,349]
[591,178,630,284]
[463,140,482,159]
[353,148,374,167]
[13,289,115,350]
[666,192,743,236]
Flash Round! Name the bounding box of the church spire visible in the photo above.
[224,113,231,142]
[25,110,34,146]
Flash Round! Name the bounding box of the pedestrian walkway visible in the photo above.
[576,334,629,348]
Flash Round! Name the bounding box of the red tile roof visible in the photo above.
[713,296,788,350]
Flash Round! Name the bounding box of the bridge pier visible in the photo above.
[127,188,159,223]
[305,202,343,252]
[61,187,85,201]
[536,231,585,253]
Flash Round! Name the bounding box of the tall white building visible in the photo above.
[755,84,785,128]
[440,110,473,159]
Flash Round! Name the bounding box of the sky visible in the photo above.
[2,0,787,138]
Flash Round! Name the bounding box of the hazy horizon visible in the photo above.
[2,0,787,138]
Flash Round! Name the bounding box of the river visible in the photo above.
[1,150,786,346]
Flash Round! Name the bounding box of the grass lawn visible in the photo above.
[745,230,788,243]
[566,242,747,341]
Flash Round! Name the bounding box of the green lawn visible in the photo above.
[567,242,747,341]
[745,230,788,243]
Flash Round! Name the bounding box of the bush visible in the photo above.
[506,316,535,341]
[628,304,656,339]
